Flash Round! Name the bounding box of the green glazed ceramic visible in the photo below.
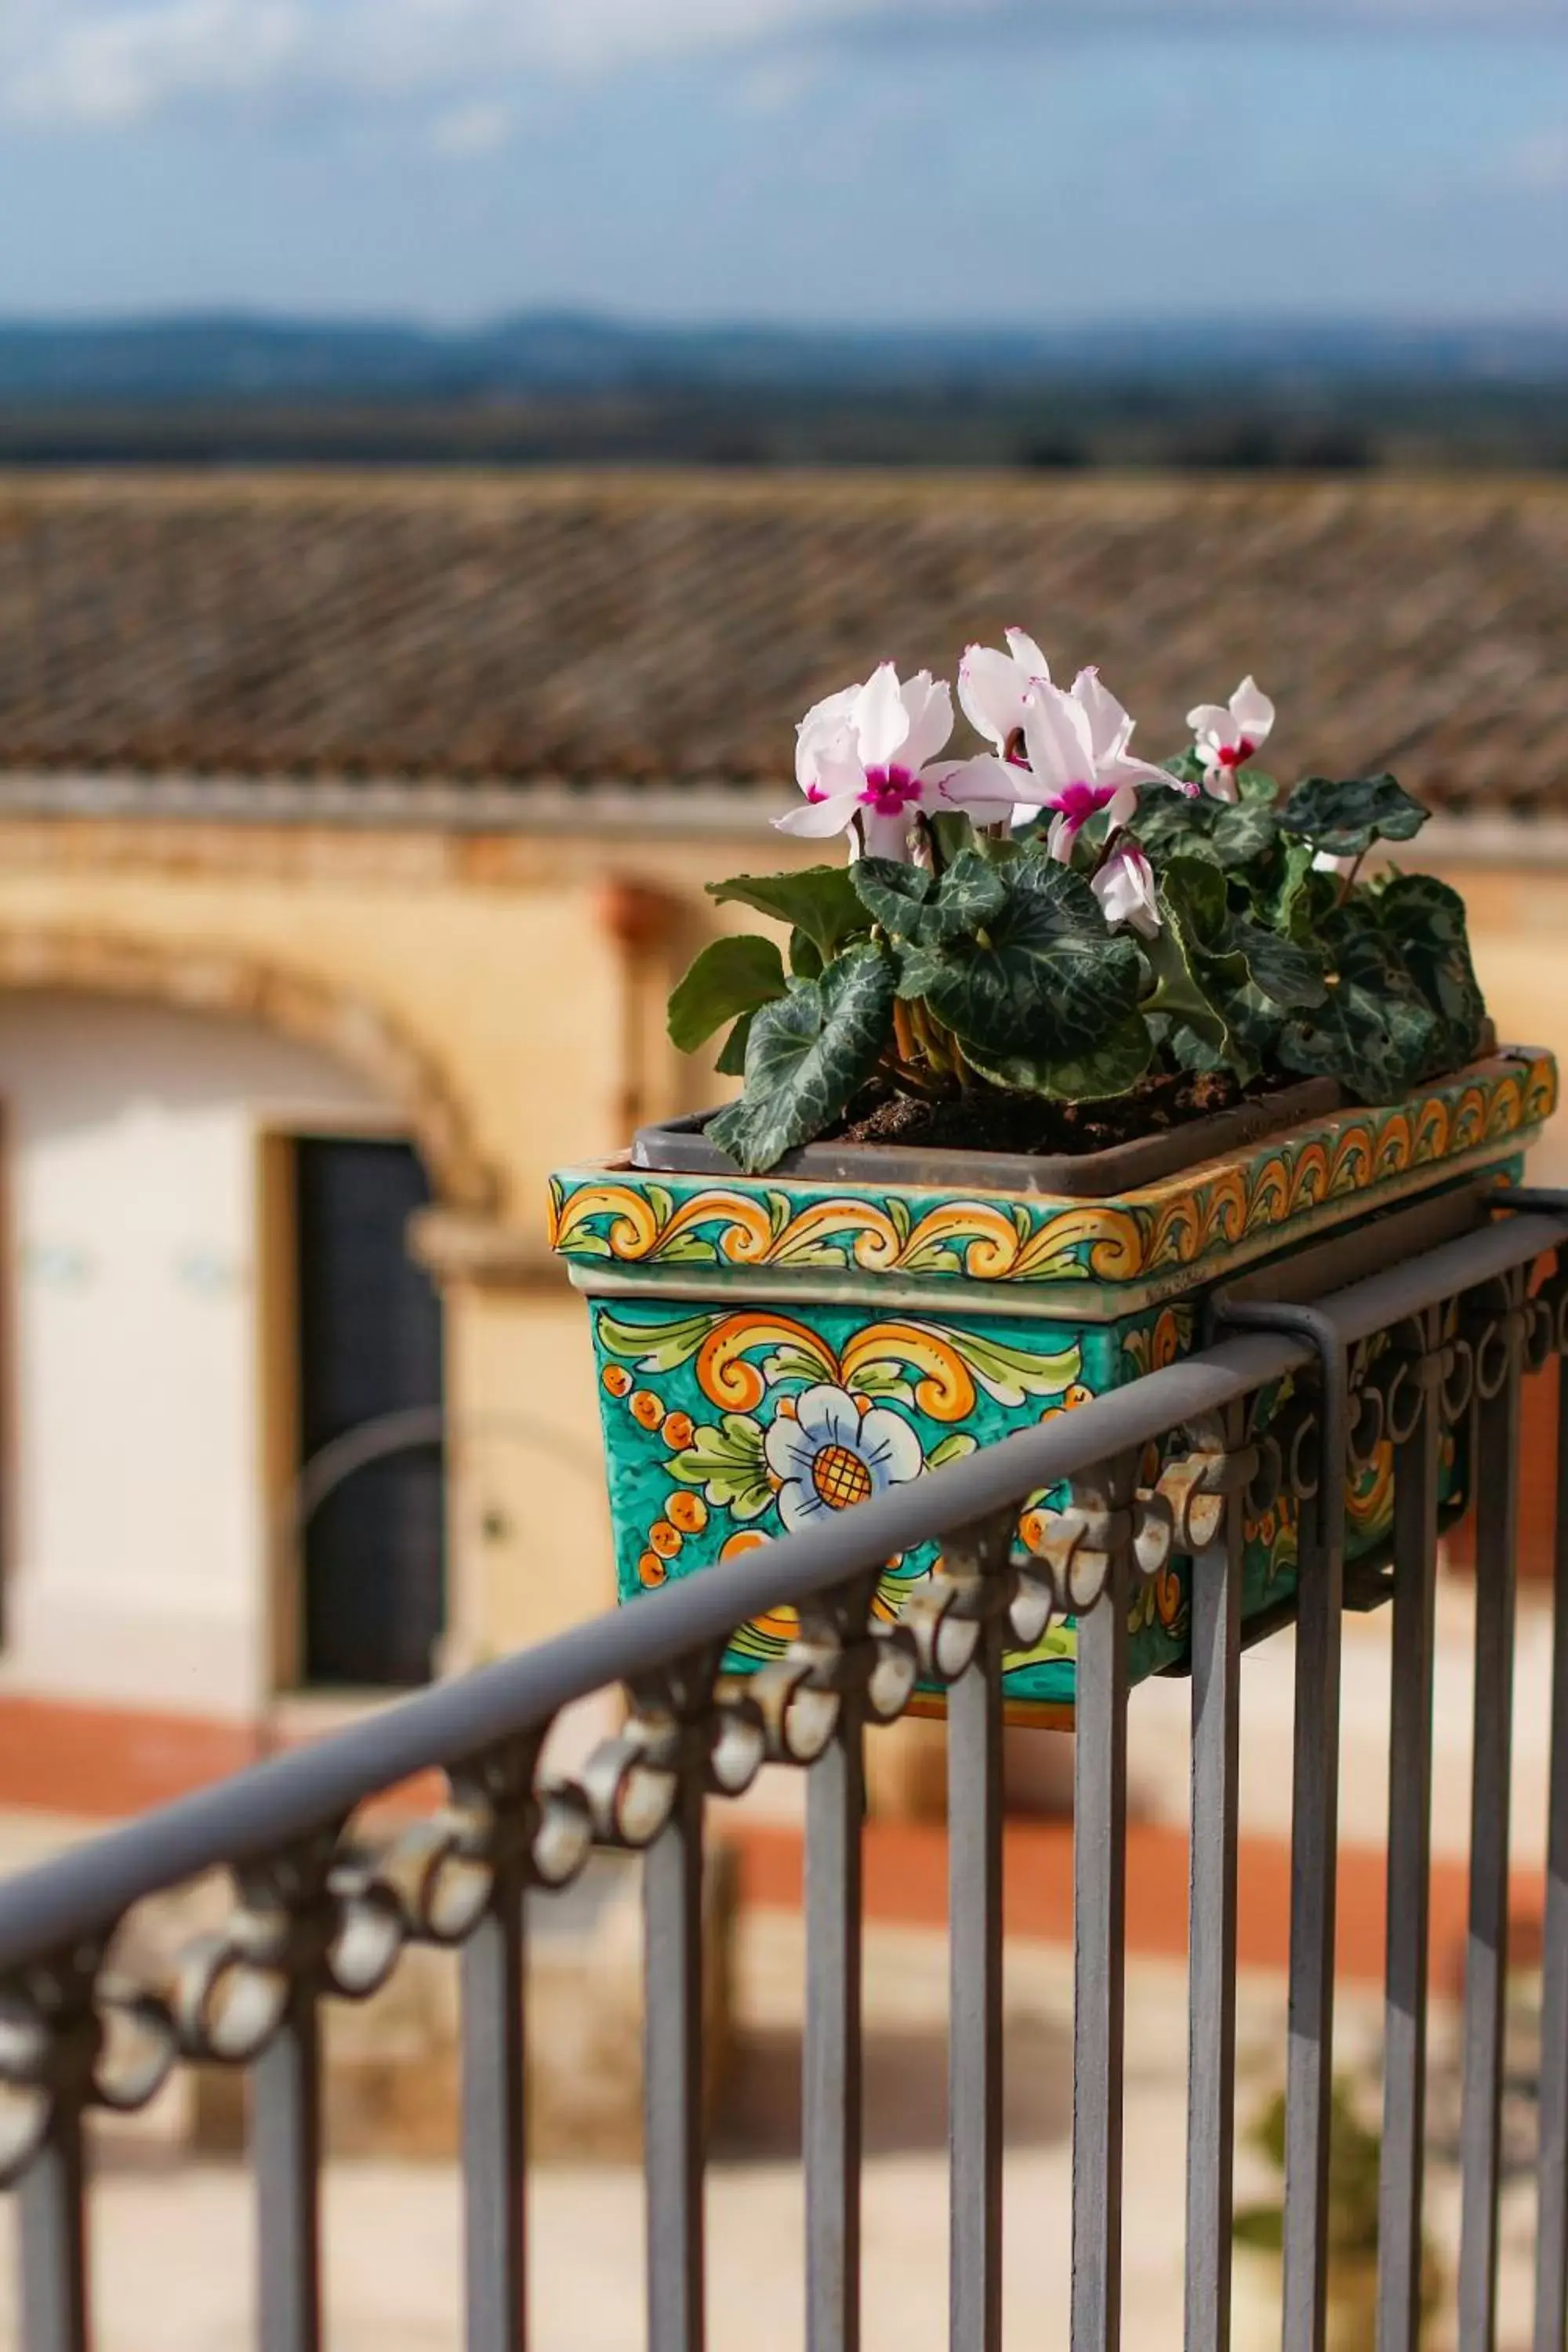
[550,1047,1555,1715]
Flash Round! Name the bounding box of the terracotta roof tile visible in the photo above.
[0,471,1561,810]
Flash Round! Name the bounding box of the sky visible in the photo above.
[0,0,1564,326]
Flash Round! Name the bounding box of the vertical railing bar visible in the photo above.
[1378,1309,1443,2352]
[1073,1539,1131,2352]
[949,1610,1005,2352]
[1280,1324,1347,2352]
[804,1690,866,2352]
[462,1846,528,2352]
[1458,1303,1523,2352]
[18,2097,90,2352]
[1534,1333,1568,2352]
[1185,1403,1245,2352]
[254,1979,324,2352]
[644,1770,707,2352]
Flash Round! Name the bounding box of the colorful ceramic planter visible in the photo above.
[549,1047,1556,1718]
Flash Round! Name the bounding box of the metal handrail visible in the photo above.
[0,1204,1559,1974]
[3,1195,1568,2352]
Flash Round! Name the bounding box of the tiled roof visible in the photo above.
[0,472,1562,811]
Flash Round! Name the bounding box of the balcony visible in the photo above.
[1,1197,1566,2351]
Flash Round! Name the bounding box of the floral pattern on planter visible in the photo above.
[551,1048,1555,1307]
[587,1261,1471,1710]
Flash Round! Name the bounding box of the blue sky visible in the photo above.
[0,1,1563,325]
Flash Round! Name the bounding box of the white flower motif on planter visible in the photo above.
[764,1381,924,1531]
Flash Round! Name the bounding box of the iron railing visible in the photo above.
[2,1199,1568,2352]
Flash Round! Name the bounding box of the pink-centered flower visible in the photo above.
[1186,677,1276,802]
[779,662,1015,860]
[957,626,1053,766]
[960,634,1186,848]
[1017,674,1185,858]
[1091,842,1161,939]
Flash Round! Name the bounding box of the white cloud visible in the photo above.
[0,0,1559,129]
[5,0,304,125]
[428,97,511,156]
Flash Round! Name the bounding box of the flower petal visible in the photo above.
[898,670,954,771]
[860,808,918,860]
[1102,747,1189,797]
[775,792,860,838]
[857,1406,924,1484]
[1072,666,1134,766]
[852,662,911,771]
[794,1384,862,1450]
[1231,675,1276,746]
[1185,701,1235,745]
[1004,626,1052,681]
[1018,680,1094,795]
[777,1479,828,1534]
[929,752,1020,824]
[958,644,1033,750]
[1046,808,1076,862]
[764,1414,819,1481]
[796,684,860,787]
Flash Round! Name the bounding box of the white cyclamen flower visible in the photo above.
[1014,672,1186,856]
[764,1384,924,1533]
[960,636,1186,845]
[778,662,1016,861]
[1185,676,1276,802]
[1091,843,1162,939]
[956,625,1053,764]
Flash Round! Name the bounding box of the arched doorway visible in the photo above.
[0,942,495,1720]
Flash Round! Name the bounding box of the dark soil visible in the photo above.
[833,1067,1299,1157]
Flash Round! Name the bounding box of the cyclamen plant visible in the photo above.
[667,640,1488,1175]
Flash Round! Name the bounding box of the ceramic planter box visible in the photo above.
[549,1047,1555,1720]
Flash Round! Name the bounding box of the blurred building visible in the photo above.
[0,470,1562,1809]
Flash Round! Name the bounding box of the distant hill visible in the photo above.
[0,311,1566,401]
[0,311,1563,470]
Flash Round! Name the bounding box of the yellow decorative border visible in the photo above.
[550,1049,1555,1294]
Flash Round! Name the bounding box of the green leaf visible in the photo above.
[1232,768,1279,804]
[707,866,870,958]
[714,1013,753,1076]
[1145,857,1257,1080]
[928,810,980,866]
[1371,873,1486,1071]
[927,1432,979,1470]
[1277,898,1444,1100]
[1278,773,1429,859]
[1208,800,1283,870]
[705,943,896,1173]
[788,927,823,981]
[667,935,787,1052]
[1163,748,1208,788]
[597,1308,718,1373]
[668,1414,773,1520]
[895,862,1143,1060]
[964,1011,1153,1101]
[1126,782,1214,858]
[1231,914,1329,1009]
[850,848,1006,944]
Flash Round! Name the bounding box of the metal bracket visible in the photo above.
[1204,1294,1349,1555]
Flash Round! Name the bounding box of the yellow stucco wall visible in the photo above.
[0,811,816,1670]
[0,811,1562,1683]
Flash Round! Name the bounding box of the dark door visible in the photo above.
[296,1138,444,1687]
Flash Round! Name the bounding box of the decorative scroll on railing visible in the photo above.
[2,1200,1568,2352]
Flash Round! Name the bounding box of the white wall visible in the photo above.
[0,995,390,1719]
